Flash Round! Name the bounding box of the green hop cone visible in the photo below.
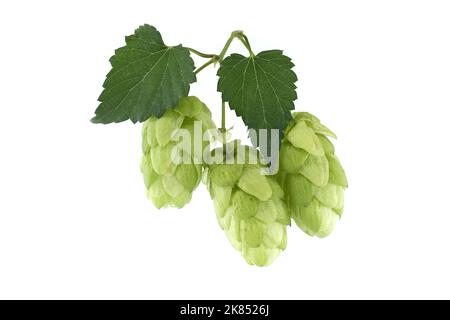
[205,142,290,266]
[141,96,216,209]
[277,112,348,238]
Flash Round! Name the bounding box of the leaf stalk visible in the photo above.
[194,58,217,74]
[192,30,255,75]
[187,47,218,59]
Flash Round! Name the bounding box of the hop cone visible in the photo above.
[141,96,215,209]
[205,143,290,266]
[277,112,348,238]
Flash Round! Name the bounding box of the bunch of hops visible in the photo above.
[277,112,348,237]
[141,96,215,208]
[204,142,290,266]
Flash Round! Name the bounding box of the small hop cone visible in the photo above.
[205,142,290,266]
[141,96,216,209]
[277,112,348,238]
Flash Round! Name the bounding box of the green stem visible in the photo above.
[221,100,226,131]
[238,34,255,57]
[194,30,255,75]
[221,100,226,148]
[191,31,254,150]
[194,58,216,74]
[186,47,217,59]
[218,30,244,62]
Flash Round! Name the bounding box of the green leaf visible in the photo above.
[92,25,196,124]
[217,50,297,155]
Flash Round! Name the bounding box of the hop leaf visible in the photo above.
[217,50,298,157]
[277,112,347,238]
[205,142,290,266]
[92,25,196,124]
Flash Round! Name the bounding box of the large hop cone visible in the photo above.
[277,112,348,238]
[205,142,290,266]
[141,96,215,209]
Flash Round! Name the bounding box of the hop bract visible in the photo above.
[205,142,290,266]
[277,112,348,237]
[141,96,215,208]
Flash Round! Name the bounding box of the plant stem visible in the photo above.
[221,100,226,148]
[218,30,255,62]
[221,100,226,131]
[192,31,255,150]
[194,58,216,74]
[218,30,241,62]
[186,47,217,59]
[238,34,255,57]
[193,30,255,75]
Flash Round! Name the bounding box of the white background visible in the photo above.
[0,0,449,299]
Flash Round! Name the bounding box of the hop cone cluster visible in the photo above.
[277,112,348,238]
[205,143,290,266]
[141,96,215,209]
